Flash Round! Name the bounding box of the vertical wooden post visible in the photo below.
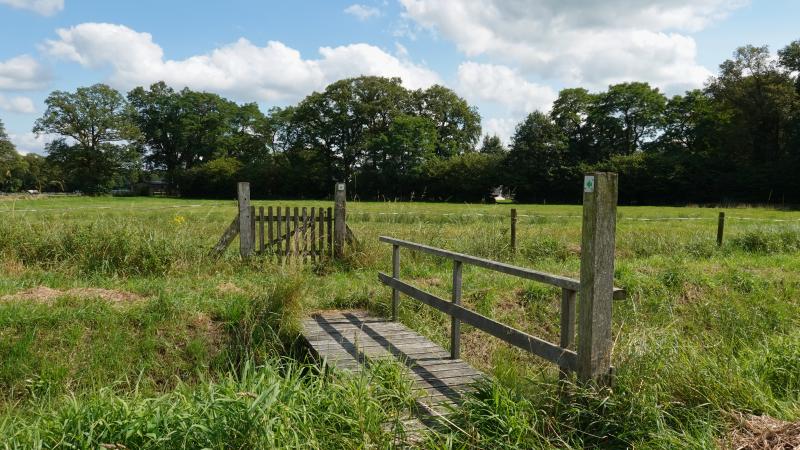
[510,208,517,254]
[285,206,291,258]
[559,288,577,378]
[267,207,274,256]
[451,260,463,359]
[310,207,316,263]
[327,207,333,257]
[237,182,253,258]
[275,206,282,261]
[334,182,346,259]
[392,244,400,321]
[293,207,300,257]
[577,172,618,384]
[717,212,725,247]
[258,206,265,253]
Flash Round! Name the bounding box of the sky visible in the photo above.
[0,0,798,154]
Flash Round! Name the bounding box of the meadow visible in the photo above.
[0,195,798,448]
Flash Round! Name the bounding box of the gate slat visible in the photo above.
[285,206,292,258]
[318,209,324,260]
[267,206,274,259]
[310,207,316,263]
[302,207,308,261]
[258,206,265,253]
[327,207,333,257]
[294,207,300,257]
[276,206,282,260]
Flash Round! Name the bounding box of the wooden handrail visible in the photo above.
[378,273,578,370]
[379,236,625,299]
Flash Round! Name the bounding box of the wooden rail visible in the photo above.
[378,237,625,300]
[378,172,623,383]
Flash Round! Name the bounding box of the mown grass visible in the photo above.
[0,196,798,448]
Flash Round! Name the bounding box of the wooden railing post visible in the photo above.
[451,260,463,359]
[334,182,346,259]
[717,212,725,247]
[238,182,253,258]
[392,244,400,321]
[510,208,517,254]
[559,288,577,379]
[577,172,617,384]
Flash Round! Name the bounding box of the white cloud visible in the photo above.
[42,23,441,102]
[0,94,35,113]
[0,0,63,16]
[483,117,518,145]
[344,4,381,21]
[0,55,50,90]
[400,0,747,92]
[458,62,556,115]
[9,131,56,155]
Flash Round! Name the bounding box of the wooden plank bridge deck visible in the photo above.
[301,310,484,418]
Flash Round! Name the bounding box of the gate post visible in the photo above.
[334,182,346,259]
[577,172,617,384]
[238,182,253,258]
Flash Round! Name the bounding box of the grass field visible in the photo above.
[0,195,799,448]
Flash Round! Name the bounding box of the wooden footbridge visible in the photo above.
[302,173,625,429]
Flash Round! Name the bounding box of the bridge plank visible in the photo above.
[302,310,484,429]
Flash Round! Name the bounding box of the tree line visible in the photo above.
[1,40,799,204]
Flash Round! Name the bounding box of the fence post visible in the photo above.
[238,182,253,258]
[577,172,617,384]
[510,208,517,254]
[392,244,400,321]
[334,182,346,259]
[451,260,463,359]
[717,212,725,247]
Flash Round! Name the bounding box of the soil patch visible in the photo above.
[216,282,245,295]
[1,286,145,305]
[727,414,800,450]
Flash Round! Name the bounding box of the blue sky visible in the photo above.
[1,0,798,153]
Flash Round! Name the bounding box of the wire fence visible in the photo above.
[1,202,799,223]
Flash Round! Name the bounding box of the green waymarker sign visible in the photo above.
[584,175,595,193]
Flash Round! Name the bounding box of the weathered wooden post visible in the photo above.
[451,260,463,359]
[559,288,577,378]
[577,172,617,384]
[334,182,346,259]
[510,208,517,254]
[238,182,253,258]
[391,244,400,321]
[717,212,725,247]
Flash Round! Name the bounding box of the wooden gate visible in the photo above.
[250,206,333,260]
[211,182,350,261]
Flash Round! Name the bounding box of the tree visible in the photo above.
[411,85,481,157]
[594,82,666,155]
[479,135,505,155]
[505,111,571,202]
[287,76,413,194]
[0,118,23,192]
[551,88,594,163]
[778,40,800,93]
[34,84,139,193]
[128,82,184,192]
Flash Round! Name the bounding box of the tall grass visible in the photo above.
[0,360,419,449]
[1,198,799,448]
